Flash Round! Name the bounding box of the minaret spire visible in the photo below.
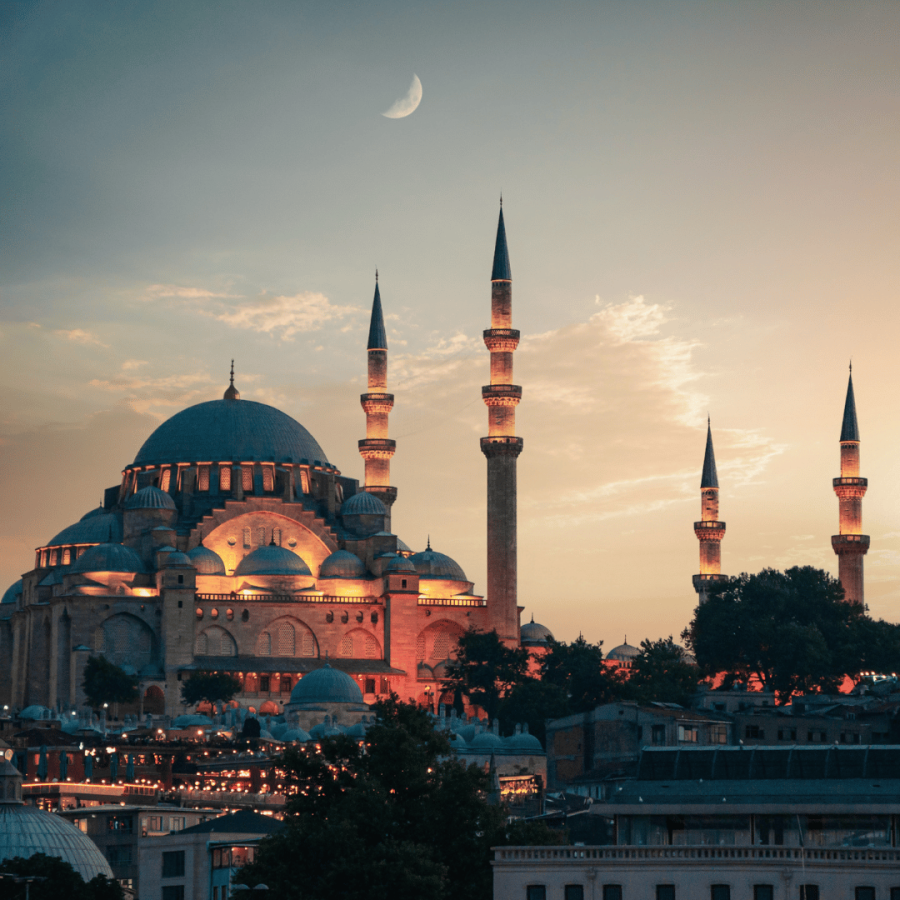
[481,202,522,644]
[693,419,726,605]
[359,274,397,526]
[832,369,868,603]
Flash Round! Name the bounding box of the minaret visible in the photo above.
[693,419,727,605]
[359,272,397,528]
[481,203,522,644]
[832,367,868,604]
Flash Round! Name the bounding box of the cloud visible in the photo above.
[146,284,237,300]
[88,370,221,416]
[54,328,108,348]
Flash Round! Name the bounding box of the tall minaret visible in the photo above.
[481,202,522,644]
[832,367,868,604]
[692,419,727,605]
[359,273,397,528]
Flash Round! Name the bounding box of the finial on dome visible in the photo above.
[375,268,379,282]
[224,360,240,400]
[427,535,431,550]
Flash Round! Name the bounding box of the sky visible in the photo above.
[2,0,899,649]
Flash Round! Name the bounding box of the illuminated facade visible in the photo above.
[692,419,727,605]
[832,368,869,604]
[0,209,522,718]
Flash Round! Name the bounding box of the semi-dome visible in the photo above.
[607,641,641,662]
[318,550,366,579]
[409,546,467,582]
[1,579,22,606]
[289,665,363,705]
[46,508,122,547]
[235,544,312,577]
[125,485,177,510]
[520,617,554,645]
[71,542,145,574]
[0,760,113,881]
[132,398,331,468]
[341,492,386,516]
[188,544,227,575]
[385,555,417,574]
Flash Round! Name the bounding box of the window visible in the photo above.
[753,888,774,900]
[433,631,450,659]
[263,466,274,491]
[273,527,282,546]
[778,728,797,741]
[710,725,728,744]
[162,850,185,878]
[242,467,253,491]
[365,678,376,695]
[603,888,623,900]
[276,621,295,656]
[169,816,185,832]
[301,631,315,657]
[678,725,698,743]
[62,548,71,565]
[257,632,271,656]
[73,818,88,833]
[711,887,730,900]
[841,732,861,745]
[219,465,231,491]
[808,730,827,742]
[365,634,378,658]
[196,608,203,620]
[160,468,171,492]
[340,635,354,657]
[799,887,819,900]
[106,845,132,866]
[242,609,249,622]
[656,888,675,900]
[162,888,185,900]
[227,608,234,621]
[856,889,876,900]
[891,889,900,900]
[49,549,58,566]
[745,725,764,740]
[401,578,407,588]
[526,888,546,900]
[107,816,133,833]
[565,887,584,900]
[652,724,666,745]
[142,815,162,834]
[198,466,210,491]
[260,676,270,693]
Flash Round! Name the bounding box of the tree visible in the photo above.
[541,635,629,712]
[441,629,530,720]
[498,679,570,746]
[628,637,703,707]
[0,853,124,900]
[235,696,562,900]
[180,671,242,707]
[82,656,138,710]
[684,566,866,703]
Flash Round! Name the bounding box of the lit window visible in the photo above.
[299,469,310,494]
[340,635,354,657]
[49,549,58,566]
[257,632,272,657]
[210,608,219,619]
[276,622,295,656]
[365,634,378,658]
[273,528,282,547]
[160,469,171,492]
[242,467,253,491]
[678,725,699,743]
[40,550,47,567]
[433,632,450,660]
[242,527,251,549]
[198,466,210,491]
[263,466,274,491]
[196,608,204,620]
[416,634,426,661]
[301,631,316,657]
[219,465,231,491]
[226,608,234,621]
[62,548,71,565]
[257,527,266,547]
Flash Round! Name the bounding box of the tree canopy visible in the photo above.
[684,566,869,702]
[0,853,123,900]
[81,655,138,710]
[235,696,563,900]
[541,635,629,712]
[628,636,702,707]
[180,671,242,707]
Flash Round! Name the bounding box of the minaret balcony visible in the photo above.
[358,438,396,460]
[693,573,728,589]
[832,534,870,554]
[694,521,726,540]
[364,485,398,506]
[480,436,524,458]
[833,477,868,499]
[361,392,394,415]
[482,384,522,406]
[483,329,520,352]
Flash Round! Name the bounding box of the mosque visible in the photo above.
[0,208,546,719]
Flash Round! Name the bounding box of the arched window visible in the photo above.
[49,549,58,566]
[219,465,231,491]
[226,608,234,621]
[242,466,253,491]
[340,635,354,657]
[242,527,251,549]
[299,469,311,494]
[365,634,378,659]
[195,632,209,655]
[273,528,282,547]
[62,548,71,565]
[263,466,274,492]
[242,609,249,622]
[276,622,295,656]
[433,631,450,660]
[210,608,219,619]
[301,631,316,657]
[257,632,272,657]
[159,468,171,492]
[416,634,426,661]
[198,466,210,491]
[257,527,266,547]
[40,550,47,567]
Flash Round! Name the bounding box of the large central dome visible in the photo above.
[132,399,331,467]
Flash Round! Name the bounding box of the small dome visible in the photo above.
[280,727,312,743]
[19,705,52,720]
[235,544,312,577]
[310,719,344,738]
[163,551,192,567]
[171,714,214,728]
[125,485,177,511]
[521,618,554,645]
[396,538,412,555]
[71,542,145,574]
[607,641,641,661]
[409,546,467,582]
[1,579,22,605]
[46,509,122,547]
[341,492,387,516]
[385,555,417,574]
[188,544,227,575]
[449,731,468,748]
[289,665,363,705]
[506,728,543,752]
[470,730,504,751]
[318,550,366,579]
[346,722,368,738]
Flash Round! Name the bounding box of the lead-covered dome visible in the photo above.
[125,485,177,510]
[521,617,554,645]
[235,544,312,577]
[607,641,640,662]
[132,399,331,468]
[1,579,22,606]
[46,508,122,547]
[289,664,363,705]
[318,550,366,579]
[71,542,145,574]
[341,492,386,516]
[385,555,417,574]
[188,544,227,575]
[409,546,467,581]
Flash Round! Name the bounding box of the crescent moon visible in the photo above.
[382,74,423,119]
